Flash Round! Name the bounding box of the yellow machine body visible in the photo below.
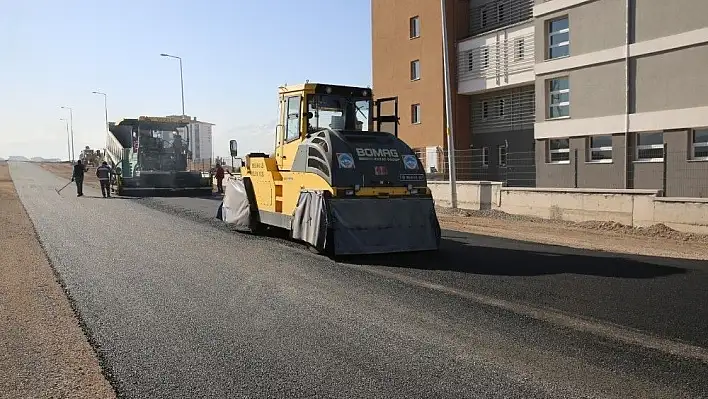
[220,82,441,255]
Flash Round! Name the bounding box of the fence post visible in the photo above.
[573,148,579,188]
[662,143,668,197]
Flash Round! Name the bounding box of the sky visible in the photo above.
[0,0,373,160]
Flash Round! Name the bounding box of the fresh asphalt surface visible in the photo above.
[9,162,708,398]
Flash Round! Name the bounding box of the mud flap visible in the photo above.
[329,196,441,255]
[217,178,258,232]
[291,190,330,250]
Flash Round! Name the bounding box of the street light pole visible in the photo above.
[60,118,70,162]
[61,106,75,163]
[161,52,192,162]
[440,0,458,209]
[92,92,109,160]
[92,91,108,132]
[160,53,185,116]
[179,57,185,116]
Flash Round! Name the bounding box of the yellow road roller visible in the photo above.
[216,82,441,256]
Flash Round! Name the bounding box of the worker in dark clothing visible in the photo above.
[96,161,113,198]
[71,160,86,197]
[215,163,225,194]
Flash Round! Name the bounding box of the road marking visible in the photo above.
[353,265,708,364]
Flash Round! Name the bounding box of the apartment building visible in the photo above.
[372,0,708,195]
[371,0,472,178]
[170,116,215,162]
[372,0,536,185]
[457,0,537,186]
[534,0,708,197]
[188,120,214,162]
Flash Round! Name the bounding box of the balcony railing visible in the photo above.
[469,0,534,37]
[470,86,536,134]
[457,31,535,86]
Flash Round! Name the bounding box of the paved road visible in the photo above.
[9,162,708,399]
[151,192,708,348]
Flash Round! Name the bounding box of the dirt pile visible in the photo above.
[436,206,708,243]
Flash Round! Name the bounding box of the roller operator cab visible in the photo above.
[217,83,441,256]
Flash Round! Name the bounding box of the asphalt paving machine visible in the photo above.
[104,115,213,196]
[79,146,101,167]
[217,82,441,255]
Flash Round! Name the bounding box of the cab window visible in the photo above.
[285,96,301,142]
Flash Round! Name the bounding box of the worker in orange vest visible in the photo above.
[215,163,225,194]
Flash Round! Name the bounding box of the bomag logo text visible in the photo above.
[355,147,400,161]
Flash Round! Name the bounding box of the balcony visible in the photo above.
[469,0,534,38]
[457,23,535,95]
[470,86,535,134]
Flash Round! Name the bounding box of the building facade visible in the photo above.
[533,0,708,197]
[188,120,214,162]
[372,0,708,196]
[170,116,215,163]
[372,0,472,178]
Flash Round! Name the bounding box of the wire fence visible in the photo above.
[188,158,243,175]
[415,146,708,198]
[414,147,536,187]
[190,146,708,198]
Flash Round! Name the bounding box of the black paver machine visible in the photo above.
[104,116,213,197]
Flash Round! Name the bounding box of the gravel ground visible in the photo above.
[0,162,115,399]
[12,161,708,398]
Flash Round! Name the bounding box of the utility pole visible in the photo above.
[61,106,75,162]
[440,0,458,208]
[60,118,70,162]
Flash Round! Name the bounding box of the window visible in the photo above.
[588,135,613,162]
[467,52,474,71]
[482,101,489,119]
[548,77,569,118]
[692,129,708,159]
[635,132,664,161]
[515,38,525,60]
[497,3,505,22]
[498,99,506,118]
[410,16,420,38]
[498,145,507,166]
[285,95,301,142]
[482,147,489,167]
[481,8,488,28]
[548,138,570,163]
[482,47,490,69]
[547,16,569,59]
[411,104,421,124]
[410,60,420,80]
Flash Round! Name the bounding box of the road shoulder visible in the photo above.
[0,161,115,398]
